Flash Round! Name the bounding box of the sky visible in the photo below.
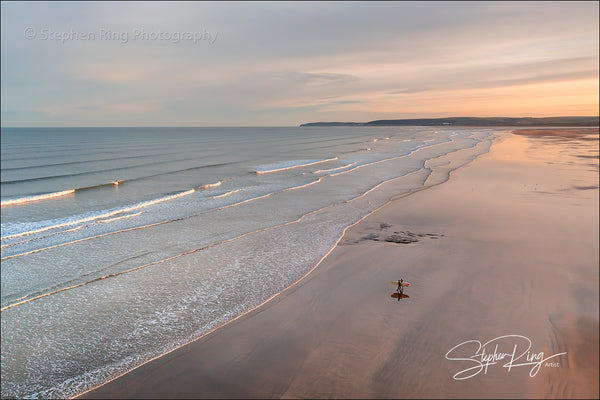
[1,1,598,127]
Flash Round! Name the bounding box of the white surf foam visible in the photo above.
[1,189,195,240]
[197,181,222,189]
[254,157,338,174]
[1,190,75,207]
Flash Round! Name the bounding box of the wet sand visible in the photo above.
[81,129,599,399]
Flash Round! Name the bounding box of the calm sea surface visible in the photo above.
[1,126,498,398]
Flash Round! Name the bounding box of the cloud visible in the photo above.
[281,72,361,86]
[1,1,598,126]
[388,88,430,95]
[384,56,599,96]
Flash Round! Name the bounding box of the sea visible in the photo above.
[1,126,499,398]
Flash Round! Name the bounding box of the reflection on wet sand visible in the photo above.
[391,292,410,301]
[512,128,599,140]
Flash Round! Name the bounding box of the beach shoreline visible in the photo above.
[80,129,599,399]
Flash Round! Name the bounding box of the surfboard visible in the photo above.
[391,292,410,299]
[391,281,410,287]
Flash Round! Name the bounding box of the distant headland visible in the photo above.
[300,116,599,127]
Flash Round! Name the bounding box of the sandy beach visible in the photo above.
[80,129,599,399]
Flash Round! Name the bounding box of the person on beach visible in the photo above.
[397,278,403,293]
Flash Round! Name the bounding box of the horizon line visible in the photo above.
[2,115,598,129]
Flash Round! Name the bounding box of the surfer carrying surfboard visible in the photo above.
[391,280,410,292]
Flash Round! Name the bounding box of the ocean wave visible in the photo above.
[0,189,195,240]
[1,190,75,207]
[213,189,243,199]
[0,211,147,251]
[0,150,188,172]
[1,160,237,186]
[1,217,177,261]
[2,166,132,185]
[98,212,143,224]
[197,181,222,189]
[1,181,126,208]
[313,162,358,174]
[77,180,125,191]
[131,161,240,182]
[328,139,451,178]
[254,157,338,174]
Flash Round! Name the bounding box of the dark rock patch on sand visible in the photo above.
[347,222,444,244]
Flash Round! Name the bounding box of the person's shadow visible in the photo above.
[391,292,410,301]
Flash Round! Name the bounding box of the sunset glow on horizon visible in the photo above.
[1,1,598,127]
